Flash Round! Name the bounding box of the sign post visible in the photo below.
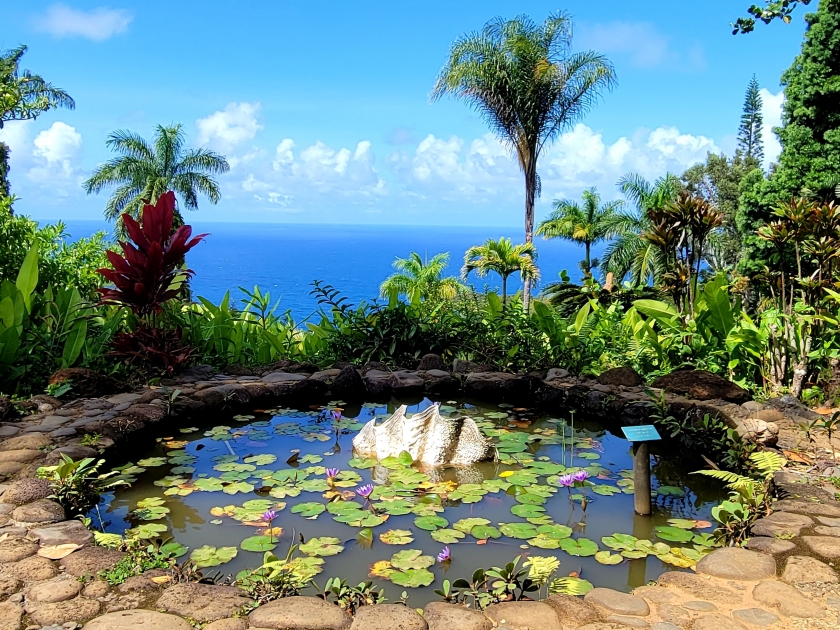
[621,425,661,516]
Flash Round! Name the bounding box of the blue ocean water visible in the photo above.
[61,220,597,320]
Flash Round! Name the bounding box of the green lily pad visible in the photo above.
[300,454,323,464]
[510,504,546,518]
[300,536,345,557]
[391,549,434,570]
[240,536,277,552]
[380,529,414,545]
[668,518,699,529]
[537,524,573,540]
[470,524,501,540]
[550,577,593,596]
[559,537,598,557]
[654,526,694,543]
[452,517,489,533]
[656,485,686,497]
[244,454,278,466]
[591,484,621,496]
[137,457,167,467]
[190,545,238,568]
[223,481,255,495]
[390,568,435,588]
[594,550,624,565]
[515,493,547,505]
[291,502,326,519]
[499,522,539,539]
[348,457,378,469]
[601,533,638,551]
[128,523,168,539]
[414,515,449,531]
[430,528,465,544]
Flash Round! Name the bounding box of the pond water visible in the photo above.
[96,398,725,606]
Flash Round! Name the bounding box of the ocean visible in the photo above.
[61,220,597,321]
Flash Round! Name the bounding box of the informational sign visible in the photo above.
[621,425,662,442]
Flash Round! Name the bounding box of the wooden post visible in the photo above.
[633,442,651,516]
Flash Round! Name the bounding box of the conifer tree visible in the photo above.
[738,76,764,164]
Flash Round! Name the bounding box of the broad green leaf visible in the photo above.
[499,522,538,539]
[240,536,277,552]
[291,502,326,519]
[380,529,414,545]
[559,537,598,557]
[654,526,694,543]
[430,529,465,544]
[595,551,624,565]
[415,515,448,531]
[190,545,238,568]
[300,537,345,557]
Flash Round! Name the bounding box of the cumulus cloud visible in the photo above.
[392,124,718,206]
[196,102,263,154]
[760,88,785,167]
[28,122,84,190]
[34,3,133,41]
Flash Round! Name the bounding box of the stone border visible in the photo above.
[0,361,830,629]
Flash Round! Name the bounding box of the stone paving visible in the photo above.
[0,362,834,628]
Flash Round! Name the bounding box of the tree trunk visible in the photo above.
[523,162,537,312]
[0,142,11,201]
[584,242,591,278]
[502,275,507,305]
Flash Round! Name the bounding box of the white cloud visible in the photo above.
[28,122,84,189]
[34,3,133,41]
[196,102,263,154]
[0,121,33,158]
[392,125,717,206]
[760,88,785,167]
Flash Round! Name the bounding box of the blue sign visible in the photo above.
[621,425,662,442]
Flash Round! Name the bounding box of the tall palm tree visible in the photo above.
[536,187,630,278]
[83,124,229,233]
[462,237,539,304]
[433,12,616,311]
[602,173,682,286]
[380,251,463,302]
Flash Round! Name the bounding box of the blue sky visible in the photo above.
[0,1,806,226]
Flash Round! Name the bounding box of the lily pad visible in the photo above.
[430,528,465,544]
[591,485,621,496]
[499,522,538,539]
[380,529,414,545]
[137,457,167,467]
[470,525,501,540]
[559,537,598,557]
[414,515,448,531]
[240,536,277,552]
[654,526,694,543]
[190,545,238,568]
[656,485,686,497]
[300,537,345,557]
[594,550,624,565]
[391,549,434,570]
[291,502,326,519]
[244,454,278,466]
[510,504,546,519]
[390,568,434,588]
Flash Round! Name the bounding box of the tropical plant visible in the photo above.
[238,543,315,604]
[733,0,813,34]
[693,452,786,543]
[433,11,616,310]
[380,252,463,303]
[537,188,629,278]
[462,238,538,304]
[315,578,386,614]
[0,45,74,128]
[603,173,682,287]
[83,124,229,232]
[98,191,207,317]
[37,455,134,516]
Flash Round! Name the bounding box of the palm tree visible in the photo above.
[536,187,630,278]
[602,173,682,286]
[380,252,463,302]
[433,12,616,311]
[83,124,229,233]
[462,237,539,304]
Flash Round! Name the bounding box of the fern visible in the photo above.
[749,452,786,480]
[694,469,758,494]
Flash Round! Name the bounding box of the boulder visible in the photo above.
[349,604,426,629]
[452,359,478,375]
[82,609,193,630]
[738,418,779,446]
[247,596,351,629]
[483,601,562,630]
[63,546,125,577]
[331,366,366,401]
[1,478,52,506]
[597,367,643,387]
[545,594,600,628]
[651,369,750,403]
[801,535,840,559]
[0,537,38,563]
[48,368,123,399]
[417,354,447,372]
[423,601,491,630]
[261,372,307,384]
[657,572,741,604]
[419,370,460,396]
[750,511,813,538]
[782,555,839,584]
[389,370,425,395]
[0,433,51,452]
[695,547,776,580]
[363,370,392,397]
[0,601,22,630]
[10,499,64,524]
[155,583,253,623]
[746,537,796,556]
[26,578,82,603]
[29,520,94,547]
[584,588,650,616]
[362,361,390,374]
[464,372,530,401]
[1,554,58,581]
[752,580,826,618]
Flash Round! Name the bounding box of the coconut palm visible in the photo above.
[462,237,539,304]
[433,12,616,311]
[536,187,630,278]
[83,124,229,233]
[0,45,74,128]
[602,173,682,286]
[380,252,463,302]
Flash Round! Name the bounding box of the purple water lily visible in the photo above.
[357,484,374,498]
[263,510,278,543]
[572,470,590,483]
[557,474,575,488]
[437,546,451,563]
[331,410,342,421]
[326,468,340,480]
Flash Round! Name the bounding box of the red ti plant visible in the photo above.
[98,191,206,375]
[97,191,207,317]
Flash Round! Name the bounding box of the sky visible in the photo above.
[0,1,807,227]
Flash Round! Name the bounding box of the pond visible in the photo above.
[96,397,725,606]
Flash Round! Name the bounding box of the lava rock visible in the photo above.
[331,366,366,402]
[417,354,447,372]
[597,367,643,387]
[48,368,123,399]
[651,368,750,403]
